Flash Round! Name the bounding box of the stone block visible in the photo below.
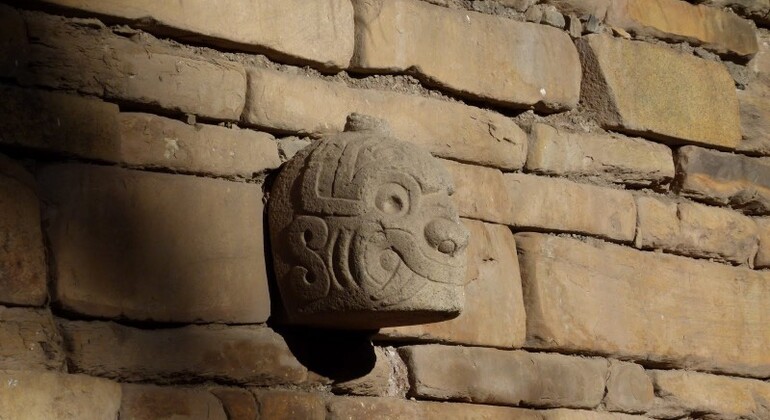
[332,347,398,397]
[378,220,526,348]
[754,217,770,267]
[327,396,543,420]
[59,321,312,386]
[209,388,258,420]
[254,390,326,420]
[542,410,651,420]
[21,12,246,120]
[578,34,741,149]
[33,0,354,69]
[0,370,121,419]
[118,113,281,177]
[39,164,270,323]
[676,146,770,215]
[604,361,654,414]
[0,4,26,79]
[635,195,759,265]
[526,123,674,187]
[443,160,511,224]
[698,0,770,26]
[0,306,64,371]
[351,0,581,112]
[400,345,608,408]
[242,68,527,171]
[515,233,770,378]
[736,82,770,155]
[542,0,611,19]
[0,155,47,306]
[119,384,226,420]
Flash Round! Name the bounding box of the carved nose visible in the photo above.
[425,218,469,256]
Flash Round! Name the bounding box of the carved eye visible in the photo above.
[375,183,410,215]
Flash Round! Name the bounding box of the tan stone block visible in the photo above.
[0,155,47,306]
[254,390,325,420]
[699,0,770,26]
[516,233,770,378]
[378,220,526,348]
[736,82,770,155]
[119,113,281,177]
[400,345,608,408]
[526,124,674,187]
[243,68,527,170]
[0,370,121,419]
[119,384,226,420]
[39,164,270,323]
[443,160,511,224]
[352,0,581,111]
[635,196,759,265]
[604,361,654,414]
[578,34,741,149]
[676,145,770,215]
[647,370,770,419]
[209,388,258,420]
[34,0,354,69]
[22,12,246,120]
[542,410,651,420]
[542,0,611,19]
[0,306,64,371]
[327,396,543,420]
[754,217,770,267]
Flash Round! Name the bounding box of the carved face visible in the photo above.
[269,129,468,328]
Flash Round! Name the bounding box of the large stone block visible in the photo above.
[526,124,674,187]
[443,161,511,224]
[378,220,526,348]
[542,410,651,420]
[0,370,121,419]
[119,384,226,420]
[0,4,26,79]
[753,217,770,267]
[242,68,527,171]
[603,361,654,414]
[0,306,64,371]
[516,233,770,378]
[327,396,543,420]
[736,82,770,155]
[635,195,759,265]
[21,12,246,120]
[0,155,47,306]
[39,164,270,323]
[697,0,770,26]
[209,388,258,420]
[254,390,326,420]
[400,345,608,408]
[60,321,312,385]
[676,145,770,215]
[351,0,581,112]
[578,34,741,149]
[33,0,354,69]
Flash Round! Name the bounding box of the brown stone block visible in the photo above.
[0,4,27,80]
[210,387,258,420]
[119,384,227,420]
[0,306,64,371]
[253,390,326,420]
[603,361,654,414]
[327,396,543,420]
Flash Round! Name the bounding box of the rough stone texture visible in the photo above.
[753,217,770,267]
[39,164,270,324]
[254,390,326,420]
[327,396,543,420]
[736,82,770,155]
[697,0,770,26]
[635,195,759,265]
[647,370,770,419]
[542,0,611,19]
[442,160,511,224]
[0,155,47,306]
[0,306,64,371]
[119,384,226,420]
[242,68,527,171]
[20,12,246,120]
[33,0,354,69]
[516,233,770,378]
[378,219,526,348]
[0,4,26,80]
[119,113,281,177]
[603,361,654,414]
[351,0,581,112]
[676,146,770,215]
[606,0,758,57]
[578,34,741,149]
[401,345,608,408]
[542,410,651,420]
[332,347,395,397]
[268,122,468,328]
[59,321,314,386]
[526,123,675,187]
[210,387,258,420]
[0,370,121,419]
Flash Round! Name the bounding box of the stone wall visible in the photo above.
[1,0,769,419]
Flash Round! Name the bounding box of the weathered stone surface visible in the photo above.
[401,345,607,408]
[0,155,47,306]
[542,410,650,420]
[39,164,270,323]
[542,0,611,19]
[351,0,581,111]
[753,217,770,267]
[0,370,121,419]
[516,233,770,378]
[443,161,511,224]
[242,68,527,170]
[34,0,354,69]
[332,347,398,397]
[60,321,313,385]
[526,123,675,187]
[0,4,26,79]
[736,82,770,155]
[676,146,770,215]
[254,390,326,420]
[635,195,759,265]
[210,387,258,420]
[604,361,654,414]
[578,34,741,149]
[20,12,246,120]
[119,384,226,420]
[647,370,770,419]
[119,113,281,177]
[0,306,64,371]
[269,120,468,328]
[327,396,543,420]
[378,220,526,348]
[697,0,770,26]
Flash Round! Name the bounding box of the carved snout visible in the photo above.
[424,218,469,256]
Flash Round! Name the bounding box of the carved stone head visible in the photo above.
[268,115,468,329]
